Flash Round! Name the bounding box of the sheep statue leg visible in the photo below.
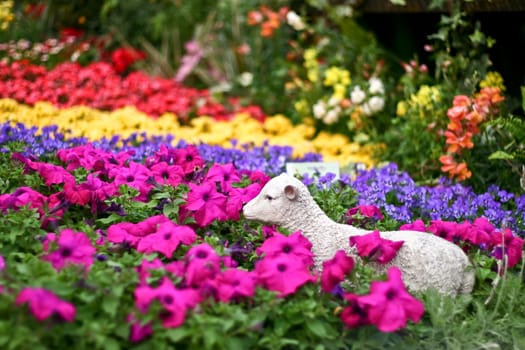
[243,173,475,296]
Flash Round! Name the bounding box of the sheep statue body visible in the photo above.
[243,173,475,296]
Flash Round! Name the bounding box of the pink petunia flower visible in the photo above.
[214,268,258,302]
[346,205,383,226]
[490,228,524,269]
[16,287,76,322]
[349,230,404,264]
[399,219,427,232]
[106,215,172,247]
[204,163,241,193]
[174,146,203,175]
[137,222,196,258]
[255,255,316,297]
[183,181,227,227]
[134,277,201,329]
[184,244,222,287]
[109,161,154,201]
[127,313,153,343]
[340,293,370,328]
[256,230,314,266]
[455,221,492,246]
[358,267,424,332]
[427,220,460,242]
[42,229,96,271]
[321,250,355,293]
[149,162,184,186]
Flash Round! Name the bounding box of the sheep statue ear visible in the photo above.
[284,184,298,200]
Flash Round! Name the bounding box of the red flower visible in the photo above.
[111,47,147,74]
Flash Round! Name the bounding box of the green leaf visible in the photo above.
[389,0,406,5]
[521,86,525,113]
[488,150,514,160]
[306,319,328,338]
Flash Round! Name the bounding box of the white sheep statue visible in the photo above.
[243,173,475,296]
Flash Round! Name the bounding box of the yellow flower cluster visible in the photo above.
[0,0,14,30]
[323,66,351,100]
[303,48,319,83]
[0,98,376,168]
[396,85,442,118]
[479,71,506,92]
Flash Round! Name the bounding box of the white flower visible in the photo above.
[323,108,340,125]
[286,11,306,31]
[327,96,341,107]
[350,85,366,105]
[368,77,384,95]
[313,101,327,119]
[335,5,353,18]
[237,72,253,87]
[368,96,385,113]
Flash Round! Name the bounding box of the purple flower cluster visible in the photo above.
[351,163,525,236]
[0,121,322,174]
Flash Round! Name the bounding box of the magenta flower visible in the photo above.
[224,183,264,221]
[256,230,314,266]
[107,215,171,247]
[357,267,424,332]
[346,205,383,226]
[183,181,227,226]
[150,162,184,186]
[16,287,76,322]
[42,229,96,271]
[184,243,222,287]
[214,268,257,302]
[0,187,48,216]
[134,277,201,328]
[349,230,404,264]
[399,219,427,232]
[137,222,196,258]
[340,293,370,328]
[490,228,524,269]
[456,221,491,246]
[136,258,165,284]
[204,163,241,193]
[35,162,75,186]
[127,313,153,343]
[321,250,355,293]
[427,220,460,242]
[255,255,316,297]
[109,161,154,200]
[0,255,5,270]
[174,145,203,175]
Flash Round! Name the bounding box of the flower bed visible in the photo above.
[1,118,524,348]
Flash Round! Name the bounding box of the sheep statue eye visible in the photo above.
[264,194,274,201]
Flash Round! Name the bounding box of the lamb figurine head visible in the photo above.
[243,173,475,296]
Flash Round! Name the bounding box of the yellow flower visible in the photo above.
[480,71,506,92]
[0,0,14,31]
[396,101,407,116]
[323,66,351,87]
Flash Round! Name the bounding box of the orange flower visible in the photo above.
[452,95,471,107]
[446,105,467,122]
[445,130,474,153]
[439,155,472,180]
[247,10,263,25]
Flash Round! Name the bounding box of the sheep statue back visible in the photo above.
[243,173,475,296]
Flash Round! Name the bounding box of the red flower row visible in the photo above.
[0,60,266,122]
